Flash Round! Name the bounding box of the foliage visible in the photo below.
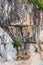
[12,38,20,48]
[27,0,43,10]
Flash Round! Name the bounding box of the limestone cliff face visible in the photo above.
[0,0,34,25]
[0,27,17,61]
[0,0,27,25]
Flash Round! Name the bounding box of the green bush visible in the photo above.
[12,38,20,48]
[27,0,43,10]
[12,38,20,55]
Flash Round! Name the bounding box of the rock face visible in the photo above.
[0,0,27,25]
[0,27,17,61]
[39,31,43,42]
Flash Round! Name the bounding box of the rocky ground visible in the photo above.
[0,36,42,65]
[0,52,42,65]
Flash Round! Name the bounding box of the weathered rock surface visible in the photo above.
[0,27,17,61]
